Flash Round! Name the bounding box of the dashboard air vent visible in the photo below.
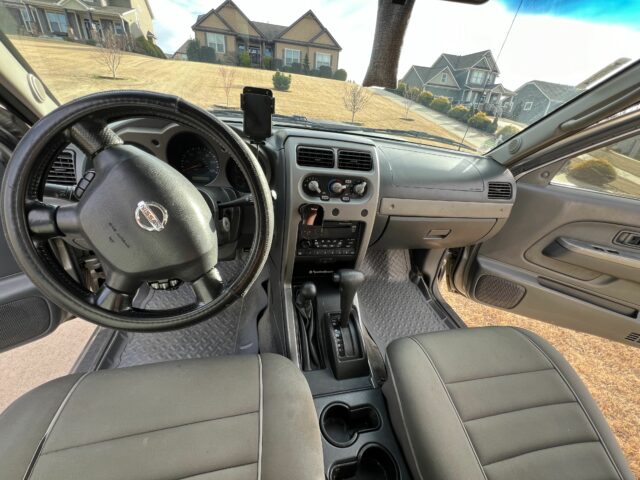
[47,149,77,185]
[297,146,334,168]
[487,182,512,200]
[338,149,373,171]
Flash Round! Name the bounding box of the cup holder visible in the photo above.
[329,444,399,480]
[320,402,381,447]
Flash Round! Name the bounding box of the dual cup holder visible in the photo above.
[320,402,399,480]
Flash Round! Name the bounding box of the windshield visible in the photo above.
[1,0,639,153]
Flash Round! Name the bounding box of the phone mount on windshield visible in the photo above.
[241,86,275,143]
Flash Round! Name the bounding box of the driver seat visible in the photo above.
[0,354,324,480]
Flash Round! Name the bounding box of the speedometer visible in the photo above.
[178,145,220,184]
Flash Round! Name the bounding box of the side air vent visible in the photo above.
[297,146,334,168]
[47,149,77,185]
[625,332,640,343]
[338,149,373,171]
[487,182,513,200]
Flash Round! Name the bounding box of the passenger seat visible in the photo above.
[383,327,633,480]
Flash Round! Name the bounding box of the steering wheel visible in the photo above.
[1,91,273,331]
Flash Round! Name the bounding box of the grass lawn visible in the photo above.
[441,283,640,476]
[11,36,467,150]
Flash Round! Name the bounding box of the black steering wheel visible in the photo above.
[1,91,273,331]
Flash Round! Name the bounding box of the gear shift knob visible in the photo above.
[296,282,317,306]
[333,269,365,327]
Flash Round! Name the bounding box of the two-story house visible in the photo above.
[402,50,515,113]
[0,0,155,43]
[191,0,341,70]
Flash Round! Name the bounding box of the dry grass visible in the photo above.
[440,284,640,475]
[11,37,464,149]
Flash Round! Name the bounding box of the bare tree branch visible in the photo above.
[403,86,420,119]
[343,81,372,124]
[96,31,123,80]
[219,66,236,107]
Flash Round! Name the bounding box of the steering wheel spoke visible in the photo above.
[27,202,82,240]
[94,281,135,312]
[192,268,225,305]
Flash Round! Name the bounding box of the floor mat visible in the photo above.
[110,259,267,368]
[358,250,449,353]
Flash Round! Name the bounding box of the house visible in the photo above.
[173,39,190,60]
[401,50,515,113]
[0,0,155,43]
[510,81,579,124]
[191,0,341,70]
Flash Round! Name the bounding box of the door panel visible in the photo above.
[458,181,640,347]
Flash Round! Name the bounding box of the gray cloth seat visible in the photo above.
[0,353,324,480]
[383,326,633,480]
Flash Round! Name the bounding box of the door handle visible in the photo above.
[545,237,640,283]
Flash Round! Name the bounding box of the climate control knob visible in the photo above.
[307,180,321,194]
[330,181,347,194]
[353,181,367,196]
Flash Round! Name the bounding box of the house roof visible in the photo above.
[27,0,134,17]
[194,3,340,49]
[441,50,493,70]
[412,66,442,84]
[487,83,515,96]
[174,39,191,56]
[522,80,579,102]
[252,22,287,41]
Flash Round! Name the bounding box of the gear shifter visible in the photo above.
[333,269,365,327]
[295,282,321,370]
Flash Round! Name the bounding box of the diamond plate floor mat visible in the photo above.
[358,249,449,353]
[108,259,267,368]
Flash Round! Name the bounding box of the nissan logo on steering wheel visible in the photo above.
[135,201,168,232]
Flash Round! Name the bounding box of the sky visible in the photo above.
[152,0,640,90]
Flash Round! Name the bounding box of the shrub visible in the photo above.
[566,158,617,186]
[262,56,273,69]
[186,39,201,61]
[468,112,493,132]
[272,71,292,91]
[333,68,347,81]
[319,65,333,78]
[273,58,283,70]
[488,116,499,134]
[448,105,470,121]
[290,62,302,74]
[303,53,310,73]
[395,82,407,96]
[135,36,165,58]
[429,96,451,113]
[199,46,216,63]
[309,69,321,77]
[238,51,251,67]
[85,39,97,46]
[418,91,433,107]
[496,125,521,141]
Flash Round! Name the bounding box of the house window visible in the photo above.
[206,33,226,54]
[316,52,331,69]
[284,48,301,66]
[469,69,487,84]
[523,101,533,111]
[46,11,68,33]
[441,73,448,83]
[551,133,640,200]
[114,22,125,35]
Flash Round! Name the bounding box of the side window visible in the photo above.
[551,133,640,200]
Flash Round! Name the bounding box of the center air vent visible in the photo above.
[338,149,373,171]
[487,182,512,200]
[47,149,77,186]
[297,146,334,168]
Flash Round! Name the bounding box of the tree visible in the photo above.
[219,66,236,107]
[303,53,310,74]
[186,39,201,61]
[97,31,122,79]
[343,81,372,124]
[402,86,420,119]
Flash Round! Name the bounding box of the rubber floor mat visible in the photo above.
[358,250,449,353]
[111,259,267,368]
